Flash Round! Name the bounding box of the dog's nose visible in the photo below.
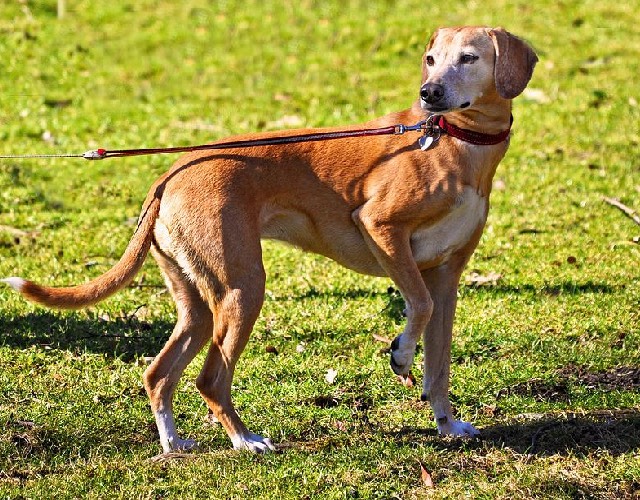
[420,83,445,103]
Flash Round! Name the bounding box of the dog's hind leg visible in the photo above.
[420,262,480,437]
[194,243,275,453]
[143,249,213,453]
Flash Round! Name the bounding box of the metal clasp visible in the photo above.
[417,115,442,151]
[394,120,429,135]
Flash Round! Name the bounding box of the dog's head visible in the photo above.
[419,27,538,113]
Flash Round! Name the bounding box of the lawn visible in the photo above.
[0,0,639,498]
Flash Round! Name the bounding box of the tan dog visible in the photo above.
[4,26,537,453]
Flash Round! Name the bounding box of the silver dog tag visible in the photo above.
[418,135,435,151]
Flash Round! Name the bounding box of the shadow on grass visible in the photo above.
[481,410,640,455]
[268,286,394,302]
[1,279,618,359]
[270,280,619,302]
[0,310,172,361]
[1,416,159,482]
[389,409,640,457]
[267,280,620,323]
[461,281,619,297]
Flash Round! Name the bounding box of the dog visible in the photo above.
[3,26,537,453]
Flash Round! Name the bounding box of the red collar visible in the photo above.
[433,115,512,146]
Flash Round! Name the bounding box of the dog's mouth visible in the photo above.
[420,100,472,113]
[423,104,449,112]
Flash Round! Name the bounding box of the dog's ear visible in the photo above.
[488,27,538,99]
[426,29,440,51]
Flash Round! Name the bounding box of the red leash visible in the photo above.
[83,121,425,160]
[0,115,512,161]
[84,115,511,160]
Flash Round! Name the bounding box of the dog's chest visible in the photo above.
[410,187,487,266]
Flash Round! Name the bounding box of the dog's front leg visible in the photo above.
[352,206,433,375]
[420,263,480,437]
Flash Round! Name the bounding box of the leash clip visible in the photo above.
[394,124,407,135]
[394,120,428,135]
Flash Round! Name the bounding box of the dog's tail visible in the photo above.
[2,182,164,310]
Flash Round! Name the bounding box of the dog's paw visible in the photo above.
[232,433,276,453]
[164,437,200,453]
[389,336,414,375]
[437,417,481,438]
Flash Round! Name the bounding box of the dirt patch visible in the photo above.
[527,413,640,455]
[558,365,640,391]
[481,410,640,456]
[496,379,570,402]
[309,394,372,413]
[496,365,640,402]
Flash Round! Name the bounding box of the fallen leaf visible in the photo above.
[396,373,415,388]
[265,345,279,355]
[332,420,347,432]
[325,368,338,384]
[418,461,434,488]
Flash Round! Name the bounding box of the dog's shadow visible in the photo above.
[0,310,171,361]
[2,280,635,458]
[388,410,640,457]
[1,279,618,357]
[273,279,621,323]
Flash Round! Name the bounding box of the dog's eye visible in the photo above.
[460,54,479,64]
[425,55,435,66]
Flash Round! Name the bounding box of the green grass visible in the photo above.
[1,0,639,498]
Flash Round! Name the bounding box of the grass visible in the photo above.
[1,0,639,498]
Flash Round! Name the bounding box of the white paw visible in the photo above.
[232,433,276,453]
[437,418,481,438]
[163,437,199,453]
